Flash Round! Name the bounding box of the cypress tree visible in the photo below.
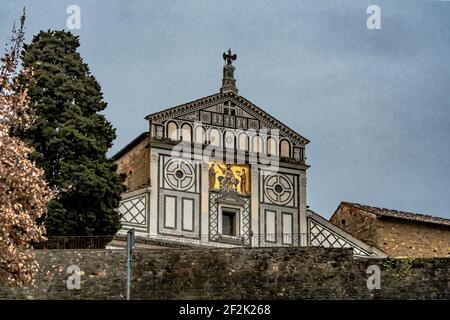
[16,30,124,236]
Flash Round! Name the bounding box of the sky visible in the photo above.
[1,0,449,219]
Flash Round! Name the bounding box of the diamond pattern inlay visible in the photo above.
[209,192,250,244]
[119,195,147,226]
[308,219,371,257]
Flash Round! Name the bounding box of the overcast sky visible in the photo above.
[1,0,449,219]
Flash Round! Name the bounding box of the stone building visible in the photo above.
[113,51,386,258]
[330,202,450,258]
[113,132,150,191]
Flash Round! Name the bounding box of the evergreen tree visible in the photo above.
[15,30,124,236]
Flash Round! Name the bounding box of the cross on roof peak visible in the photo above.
[223,49,237,66]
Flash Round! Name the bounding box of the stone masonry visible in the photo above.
[114,133,150,192]
[331,202,450,258]
[0,247,448,299]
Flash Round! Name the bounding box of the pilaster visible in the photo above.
[149,151,159,236]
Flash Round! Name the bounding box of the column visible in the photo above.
[201,163,210,239]
[250,165,259,247]
[149,152,159,237]
[299,172,308,246]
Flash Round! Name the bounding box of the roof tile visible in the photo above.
[342,202,450,227]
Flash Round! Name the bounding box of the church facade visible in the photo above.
[113,51,386,258]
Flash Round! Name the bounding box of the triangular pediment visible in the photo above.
[215,191,247,206]
[145,92,309,145]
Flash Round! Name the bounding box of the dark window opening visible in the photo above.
[274,184,283,194]
[230,109,236,116]
[224,108,229,115]
[222,210,237,236]
[175,170,184,179]
[341,219,346,226]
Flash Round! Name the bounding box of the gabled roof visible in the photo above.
[145,92,220,121]
[111,132,149,161]
[145,91,310,145]
[336,202,450,227]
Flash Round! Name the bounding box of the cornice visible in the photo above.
[146,91,309,145]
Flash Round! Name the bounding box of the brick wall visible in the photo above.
[115,138,150,191]
[330,205,378,247]
[0,247,448,300]
[376,218,450,258]
[331,204,450,258]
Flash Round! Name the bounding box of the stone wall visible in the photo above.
[375,218,450,258]
[115,136,150,192]
[331,205,450,258]
[330,204,378,246]
[1,247,448,300]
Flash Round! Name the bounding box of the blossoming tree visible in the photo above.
[0,10,53,285]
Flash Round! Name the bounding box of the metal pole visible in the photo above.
[126,228,135,300]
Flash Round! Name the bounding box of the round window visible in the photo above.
[274,184,283,194]
[175,169,184,179]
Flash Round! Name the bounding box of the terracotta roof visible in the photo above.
[341,202,450,227]
[111,132,149,161]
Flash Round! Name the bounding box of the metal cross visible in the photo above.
[223,49,237,65]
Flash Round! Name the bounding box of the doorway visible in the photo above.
[221,208,239,236]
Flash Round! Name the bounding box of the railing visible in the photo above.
[33,232,365,251]
[31,232,376,258]
[115,234,307,248]
[33,233,312,250]
[33,236,115,250]
[114,233,312,249]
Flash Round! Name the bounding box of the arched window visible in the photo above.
[167,121,178,141]
[181,123,192,142]
[194,126,206,144]
[209,128,221,147]
[252,135,264,153]
[280,139,291,158]
[267,137,278,156]
[238,132,249,151]
[224,131,235,149]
